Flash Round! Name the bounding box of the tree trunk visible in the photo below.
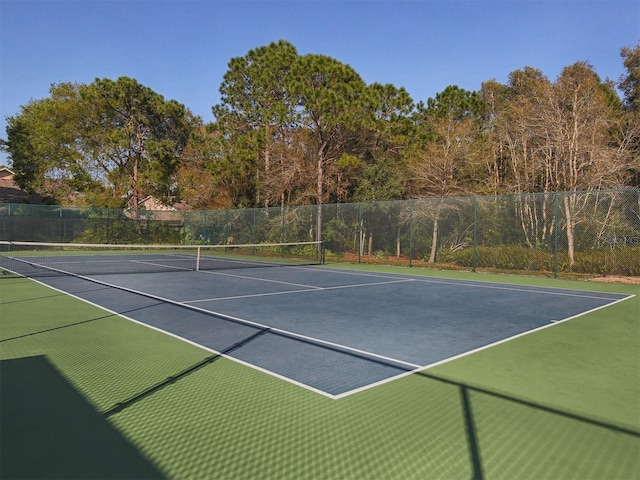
[316,154,323,252]
[263,143,270,209]
[131,155,140,210]
[428,217,439,263]
[563,193,576,266]
[427,201,445,263]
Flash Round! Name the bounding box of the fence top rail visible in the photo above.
[0,187,638,216]
[0,240,322,249]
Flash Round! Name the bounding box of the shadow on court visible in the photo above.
[0,356,166,480]
[2,339,638,479]
[0,301,168,343]
[102,328,269,418]
[87,323,639,480]
[0,284,109,306]
[3,269,637,478]
[412,371,640,480]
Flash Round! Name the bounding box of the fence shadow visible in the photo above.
[415,370,640,480]
[0,356,166,479]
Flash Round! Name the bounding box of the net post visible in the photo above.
[196,246,201,271]
[321,241,326,265]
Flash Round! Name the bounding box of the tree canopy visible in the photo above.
[2,42,638,209]
[4,77,198,206]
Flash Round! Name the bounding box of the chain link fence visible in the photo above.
[2,188,638,277]
[318,189,640,277]
[0,204,183,245]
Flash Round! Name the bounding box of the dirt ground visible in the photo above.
[587,276,640,285]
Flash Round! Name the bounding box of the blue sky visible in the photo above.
[1,0,638,166]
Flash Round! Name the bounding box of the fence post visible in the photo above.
[409,199,414,268]
[252,208,257,245]
[281,205,286,243]
[200,211,206,244]
[281,205,286,257]
[181,211,187,245]
[106,208,110,244]
[473,196,478,273]
[225,208,231,245]
[358,203,363,264]
[145,211,150,244]
[554,192,559,279]
[59,206,63,242]
[8,203,12,241]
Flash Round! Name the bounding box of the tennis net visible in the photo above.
[0,240,324,277]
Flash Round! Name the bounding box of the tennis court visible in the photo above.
[0,242,631,398]
[1,242,639,479]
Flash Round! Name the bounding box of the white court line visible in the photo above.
[334,293,635,399]
[197,268,323,289]
[5,259,634,400]
[185,288,320,303]
[20,263,420,365]
[25,258,147,265]
[409,277,626,300]
[7,271,338,399]
[184,278,415,303]
[130,260,193,271]
[4,262,420,399]
[299,265,630,300]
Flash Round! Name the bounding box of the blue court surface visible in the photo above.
[21,261,632,399]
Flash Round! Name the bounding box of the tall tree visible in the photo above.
[4,77,198,207]
[175,125,233,209]
[288,53,368,243]
[351,83,414,201]
[478,79,510,194]
[619,44,640,187]
[619,44,640,111]
[79,77,197,208]
[487,63,632,263]
[212,40,299,208]
[408,86,486,262]
[488,68,557,248]
[4,82,92,203]
[548,62,630,263]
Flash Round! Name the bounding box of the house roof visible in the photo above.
[0,167,15,179]
[0,168,45,204]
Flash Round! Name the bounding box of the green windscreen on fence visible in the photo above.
[1,189,638,277]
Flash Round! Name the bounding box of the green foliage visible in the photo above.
[473,246,555,271]
[353,155,406,202]
[4,78,198,207]
[322,217,355,253]
[439,245,640,276]
[420,85,486,121]
[2,41,637,212]
[76,214,181,245]
[4,83,85,199]
[79,77,197,205]
[287,243,320,259]
[619,43,640,111]
[573,248,640,276]
[212,40,300,208]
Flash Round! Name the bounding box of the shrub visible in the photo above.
[572,248,640,276]
[440,245,640,276]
